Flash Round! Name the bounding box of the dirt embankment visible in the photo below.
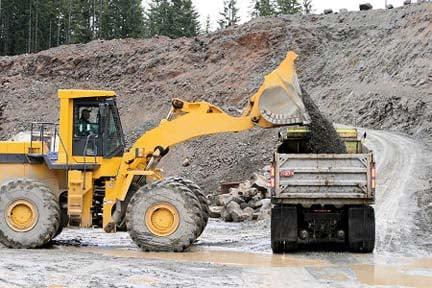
[0,3,431,193]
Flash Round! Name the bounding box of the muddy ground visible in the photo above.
[1,129,431,287]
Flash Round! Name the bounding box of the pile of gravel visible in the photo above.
[301,88,347,153]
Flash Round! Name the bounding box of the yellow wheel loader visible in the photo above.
[0,52,310,251]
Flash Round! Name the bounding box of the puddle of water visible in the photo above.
[408,258,432,269]
[127,276,159,285]
[77,247,329,268]
[308,267,351,282]
[69,246,432,287]
[352,264,432,288]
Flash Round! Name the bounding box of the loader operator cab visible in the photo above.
[72,98,124,158]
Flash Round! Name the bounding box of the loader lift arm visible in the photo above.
[0,51,313,251]
[111,51,311,205]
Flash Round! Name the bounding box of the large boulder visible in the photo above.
[242,207,255,221]
[226,201,244,222]
[209,206,224,218]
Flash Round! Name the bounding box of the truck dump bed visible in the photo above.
[272,128,376,206]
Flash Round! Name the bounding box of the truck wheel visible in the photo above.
[348,206,375,253]
[271,204,298,253]
[0,179,60,248]
[272,240,285,253]
[166,177,209,237]
[126,179,202,252]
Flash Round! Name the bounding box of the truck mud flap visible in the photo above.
[271,205,298,253]
[347,206,375,253]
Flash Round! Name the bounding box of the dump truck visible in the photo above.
[270,127,376,253]
[0,51,311,251]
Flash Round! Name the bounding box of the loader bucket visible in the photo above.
[249,51,311,126]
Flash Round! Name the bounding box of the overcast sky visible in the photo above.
[142,0,408,29]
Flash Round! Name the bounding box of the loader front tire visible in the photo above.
[164,177,209,237]
[126,179,202,252]
[0,179,60,248]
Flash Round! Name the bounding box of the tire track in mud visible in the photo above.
[364,129,431,255]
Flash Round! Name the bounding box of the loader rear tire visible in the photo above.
[165,177,209,237]
[126,179,202,252]
[0,179,60,248]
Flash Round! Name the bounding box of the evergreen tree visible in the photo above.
[145,0,174,37]
[302,0,312,14]
[204,15,211,34]
[252,0,276,17]
[145,0,200,38]
[0,0,146,56]
[69,0,93,43]
[172,0,200,37]
[276,0,301,14]
[115,0,144,38]
[218,0,240,29]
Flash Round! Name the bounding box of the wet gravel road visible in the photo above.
[0,129,431,288]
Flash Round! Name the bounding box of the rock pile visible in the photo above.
[208,173,272,222]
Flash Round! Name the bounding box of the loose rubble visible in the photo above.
[208,173,271,222]
[0,3,431,195]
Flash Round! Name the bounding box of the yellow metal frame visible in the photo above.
[0,51,311,231]
[6,199,38,232]
[145,203,180,237]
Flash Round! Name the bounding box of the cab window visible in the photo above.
[73,104,101,156]
[102,105,124,157]
[74,106,100,137]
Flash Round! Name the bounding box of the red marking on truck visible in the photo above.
[280,170,295,177]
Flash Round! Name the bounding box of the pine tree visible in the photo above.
[115,0,144,38]
[252,0,276,17]
[145,0,200,38]
[0,0,146,56]
[276,0,301,14]
[204,15,211,34]
[69,0,93,43]
[302,0,312,14]
[171,0,200,37]
[218,0,240,29]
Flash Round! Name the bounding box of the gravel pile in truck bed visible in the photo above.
[301,88,347,154]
